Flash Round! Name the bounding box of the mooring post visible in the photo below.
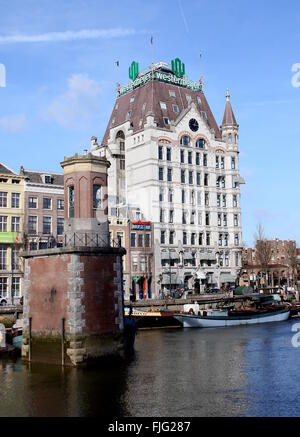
[61,318,65,366]
[28,317,32,362]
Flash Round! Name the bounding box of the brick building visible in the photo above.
[20,167,64,249]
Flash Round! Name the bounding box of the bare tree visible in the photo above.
[286,241,297,288]
[254,223,272,287]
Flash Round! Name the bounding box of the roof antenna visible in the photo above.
[151,35,154,112]
[115,60,120,96]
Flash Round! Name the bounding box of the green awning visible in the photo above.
[0,232,18,243]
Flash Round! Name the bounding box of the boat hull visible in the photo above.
[174,309,290,328]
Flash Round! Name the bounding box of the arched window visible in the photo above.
[116,130,125,140]
[180,135,191,146]
[228,133,232,144]
[196,138,205,149]
[116,130,125,152]
[68,186,74,218]
[93,185,101,209]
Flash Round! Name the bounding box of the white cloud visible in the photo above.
[0,28,136,44]
[42,74,101,128]
[0,114,26,133]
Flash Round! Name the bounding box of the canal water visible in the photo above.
[1,320,300,417]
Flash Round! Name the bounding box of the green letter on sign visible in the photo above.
[129,61,139,81]
[171,58,185,78]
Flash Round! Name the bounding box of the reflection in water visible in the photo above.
[0,320,299,417]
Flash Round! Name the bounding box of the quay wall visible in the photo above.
[21,247,125,366]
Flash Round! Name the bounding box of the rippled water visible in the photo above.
[1,320,300,417]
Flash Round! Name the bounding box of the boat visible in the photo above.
[11,319,22,349]
[124,307,181,329]
[174,306,290,328]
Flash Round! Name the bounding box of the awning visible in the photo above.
[199,252,216,261]
[161,273,180,285]
[0,232,19,243]
[183,252,193,260]
[220,273,236,283]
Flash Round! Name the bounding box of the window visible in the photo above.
[158,145,163,160]
[235,252,239,266]
[159,188,164,202]
[186,95,192,103]
[166,148,171,161]
[196,152,200,165]
[182,210,187,224]
[169,210,174,223]
[160,101,167,110]
[159,167,164,181]
[138,234,143,247]
[130,96,135,103]
[164,117,169,125]
[219,234,223,246]
[168,189,173,203]
[11,193,20,208]
[126,111,131,120]
[224,234,228,247]
[0,216,7,232]
[233,195,237,207]
[217,194,221,207]
[160,209,165,223]
[197,96,202,105]
[199,233,203,245]
[205,192,209,206]
[234,214,238,226]
[218,213,221,226]
[201,111,207,119]
[222,195,226,207]
[216,177,220,188]
[205,212,210,226]
[120,141,125,152]
[93,185,101,209]
[145,234,150,247]
[206,233,210,246]
[190,211,195,225]
[131,233,136,247]
[12,248,20,270]
[180,149,184,163]
[0,277,7,297]
[28,216,37,234]
[169,90,176,98]
[0,245,7,270]
[191,233,196,245]
[57,217,64,235]
[235,234,239,246]
[140,256,146,272]
[57,199,64,210]
[161,230,165,244]
[167,168,172,182]
[45,175,53,184]
[43,197,52,209]
[11,216,20,232]
[120,159,125,170]
[169,231,174,245]
[183,231,187,245]
[197,191,201,205]
[216,156,219,169]
[203,154,207,166]
[28,196,37,209]
[181,170,185,184]
[132,256,138,272]
[43,217,51,235]
[68,186,74,218]
[188,151,192,165]
[180,135,190,146]
[181,189,185,204]
[198,212,202,225]
[173,104,179,113]
[196,138,205,149]
[225,252,229,266]
[188,171,193,185]
[220,157,225,169]
[221,177,225,188]
[190,190,195,205]
[0,192,7,207]
[231,157,236,169]
[204,173,208,186]
[12,277,20,297]
[142,102,146,111]
[228,133,232,144]
[223,214,227,227]
[196,172,201,186]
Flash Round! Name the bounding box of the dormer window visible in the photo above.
[173,104,179,113]
[169,90,176,98]
[163,117,169,125]
[201,111,207,119]
[130,96,135,103]
[44,175,53,184]
[197,97,202,105]
[160,101,167,110]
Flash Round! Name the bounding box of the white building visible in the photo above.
[92,61,244,298]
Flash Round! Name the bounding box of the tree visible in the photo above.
[286,241,297,288]
[254,223,272,288]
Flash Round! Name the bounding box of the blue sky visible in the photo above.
[0,0,300,245]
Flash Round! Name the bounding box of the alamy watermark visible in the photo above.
[0,63,6,87]
[291,323,300,348]
[291,63,300,88]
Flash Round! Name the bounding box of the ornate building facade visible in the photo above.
[92,60,244,298]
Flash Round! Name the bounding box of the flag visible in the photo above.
[200,52,202,59]
[115,60,119,67]
[150,35,153,45]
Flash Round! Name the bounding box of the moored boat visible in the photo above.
[174,307,290,328]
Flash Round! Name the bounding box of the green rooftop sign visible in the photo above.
[171,58,185,78]
[129,61,139,81]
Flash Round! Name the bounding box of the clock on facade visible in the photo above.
[189,118,199,132]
